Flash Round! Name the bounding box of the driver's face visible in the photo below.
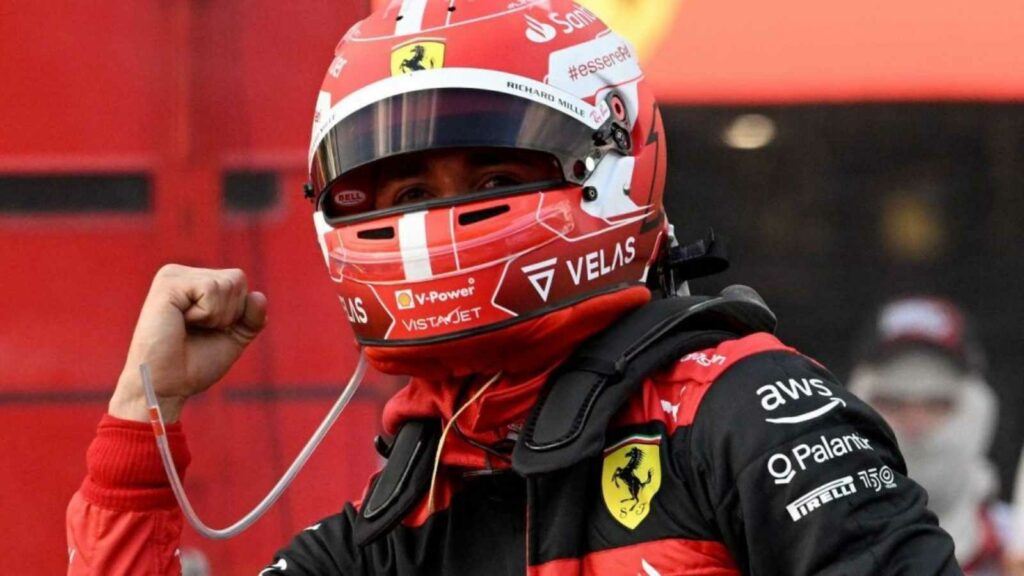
[324,148,562,216]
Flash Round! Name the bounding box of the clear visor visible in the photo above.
[310,88,597,215]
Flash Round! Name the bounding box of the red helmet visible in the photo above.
[308,0,668,373]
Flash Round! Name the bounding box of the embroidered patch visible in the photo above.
[601,434,662,529]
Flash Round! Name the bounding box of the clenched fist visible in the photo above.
[109,265,268,423]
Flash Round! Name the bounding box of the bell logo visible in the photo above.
[334,190,367,207]
[524,15,557,43]
[521,258,557,302]
[395,289,416,310]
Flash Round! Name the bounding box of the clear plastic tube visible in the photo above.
[140,352,368,539]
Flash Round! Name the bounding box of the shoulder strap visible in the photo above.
[353,286,775,544]
[512,285,776,475]
[353,419,439,547]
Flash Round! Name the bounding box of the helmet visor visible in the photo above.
[310,88,597,208]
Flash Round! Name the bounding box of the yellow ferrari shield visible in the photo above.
[602,435,662,529]
[390,40,446,76]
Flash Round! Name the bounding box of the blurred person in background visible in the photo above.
[66,1,961,574]
[850,297,1010,575]
[1007,443,1024,575]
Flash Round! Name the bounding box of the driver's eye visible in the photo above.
[479,175,521,190]
[394,187,433,206]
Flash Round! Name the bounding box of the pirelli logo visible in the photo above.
[785,476,857,522]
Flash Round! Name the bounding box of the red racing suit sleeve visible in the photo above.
[687,347,962,575]
[66,414,190,575]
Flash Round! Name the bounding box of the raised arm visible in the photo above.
[67,265,267,575]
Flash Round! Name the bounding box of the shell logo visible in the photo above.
[395,289,416,310]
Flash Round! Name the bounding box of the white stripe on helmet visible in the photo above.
[395,0,429,35]
[398,211,434,281]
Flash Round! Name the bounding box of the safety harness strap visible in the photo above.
[354,285,775,545]
[512,285,776,474]
[354,420,439,546]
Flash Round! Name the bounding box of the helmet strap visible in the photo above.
[650,227,730,297]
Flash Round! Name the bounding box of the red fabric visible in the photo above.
[962,505,1005,574]
[66,415,190,575]
[528,537,739,576]
[614,332,794,434]
[383,369,551,466]
[378,287,651,523]
[79,414,190,510]
[66,493,184,576]
[383,366,558,526]
[376,286,652,476]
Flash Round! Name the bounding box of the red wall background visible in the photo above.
[0,2,378,573]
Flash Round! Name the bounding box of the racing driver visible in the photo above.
[66,1,962,574]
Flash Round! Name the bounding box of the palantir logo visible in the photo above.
[766,432,873,485]
[524,15,557,43]
[521,257,557,302]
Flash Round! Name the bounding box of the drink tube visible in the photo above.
[140,353,368,539]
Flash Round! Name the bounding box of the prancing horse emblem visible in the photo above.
[400,45,429,72]
[614,447,653,512]
[390,40,446,76]
[602,435,662,529]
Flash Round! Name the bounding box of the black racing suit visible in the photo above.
[261,333,961,575]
